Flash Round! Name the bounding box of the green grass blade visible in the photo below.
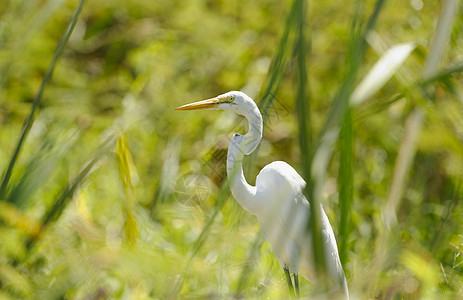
[5,130,80,208]
[420,62,463,86]
[25,136,114,253]
[235,232,265,294]
[0,0,87,198]
[292,0,329,283]
[169,180,230,297]
[294,0,312,181]
[338,109,353,266]
[246,0,299,178]
[318,0,385,139]
[308,0,385,288]
[258,0,298,116]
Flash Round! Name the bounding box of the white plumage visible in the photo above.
[175,91,348,298]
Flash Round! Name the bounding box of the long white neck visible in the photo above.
[226,101,263,215]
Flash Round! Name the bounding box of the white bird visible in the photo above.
[175,91,348,298]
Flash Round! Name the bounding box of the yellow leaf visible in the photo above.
[116,134,139,245]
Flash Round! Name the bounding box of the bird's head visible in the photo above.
[174,91,255,115]
[175,91,263,155]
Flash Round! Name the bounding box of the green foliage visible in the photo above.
[1,0,463,298]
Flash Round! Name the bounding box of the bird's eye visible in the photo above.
[222,96,235,104]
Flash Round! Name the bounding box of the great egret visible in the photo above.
[175,91,348,298]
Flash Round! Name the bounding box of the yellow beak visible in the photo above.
[174,97,220,111]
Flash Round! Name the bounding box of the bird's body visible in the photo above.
[176,91,348,298]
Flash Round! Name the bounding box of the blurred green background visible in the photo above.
[1,0,463,298]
